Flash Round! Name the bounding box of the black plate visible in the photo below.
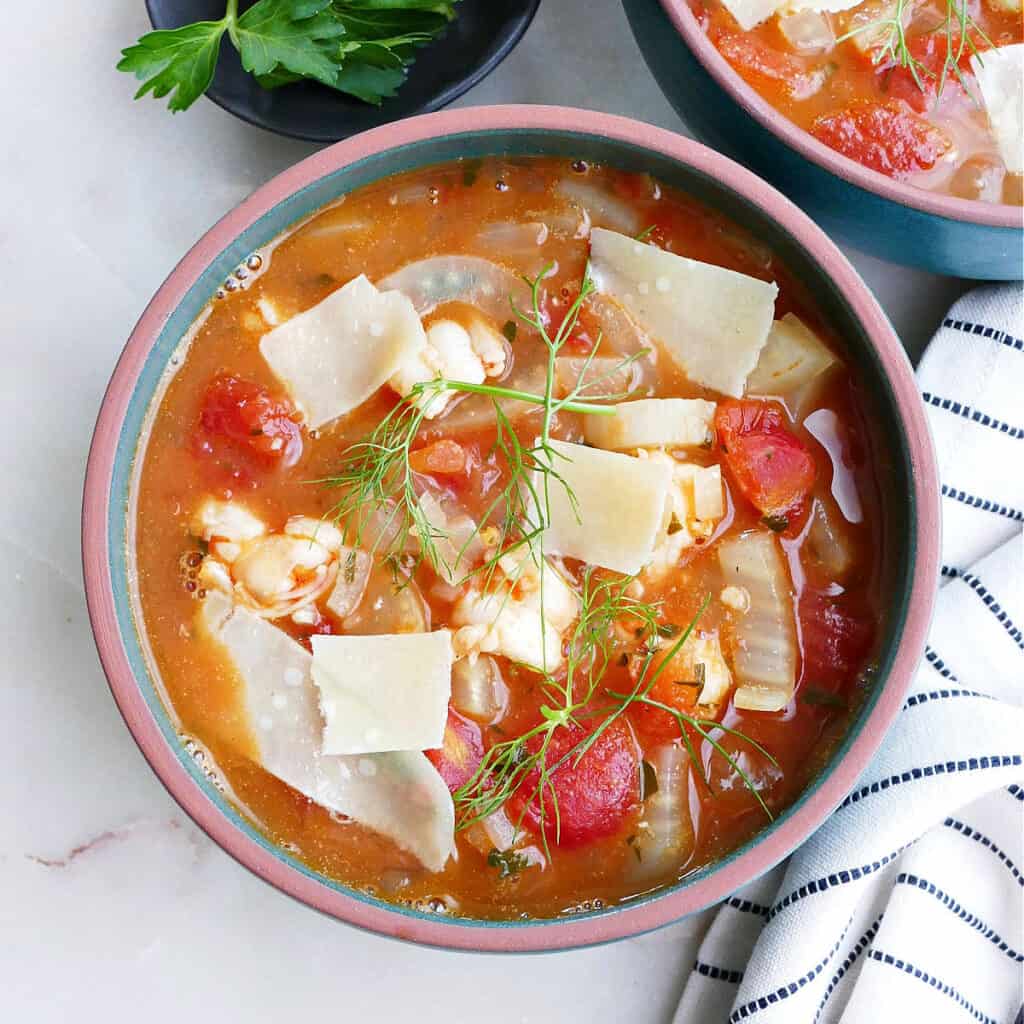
[145,0,541,143]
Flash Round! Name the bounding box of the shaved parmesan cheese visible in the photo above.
[311,632,453,756]
[717,532,796,712]
[746,313,837,406]
[259,274,425,429]
[198,593,454,871]
[721,0,785,29]
[723,0,858,30]
[971,45,1024,174]
[589,228,777,397]
[540,440,672,574]
[583,398,716,451]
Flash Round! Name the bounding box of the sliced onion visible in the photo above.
[554,355,647,400]
[805,499,855,579]
[627,744,694,884]
[557,178,642,235]
[341,561,429,635]
[475,222,551,273]
[778,10,835,54]
[717,531,797,712]
[417,491,484,584]
[451,655,508,724]
[379,256,531,323]
[325,547,372,618]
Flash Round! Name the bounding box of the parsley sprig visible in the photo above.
[117,0,458,112]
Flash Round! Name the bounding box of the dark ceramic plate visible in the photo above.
[145,0,541,142]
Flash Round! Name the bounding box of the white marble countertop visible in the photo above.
[1,2,974,1020]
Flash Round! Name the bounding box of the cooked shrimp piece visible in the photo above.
[452,551,579,672]
[636,451,724,579]
[190,501,343,619]
[389,317,508,418]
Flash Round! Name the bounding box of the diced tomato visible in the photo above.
[883,32,979,113]
[510,719,639,847]
[715,399,816,521]
[811,99,951,177]
[629,676,701,744]
[716,33,822,100]
[426,709,484,794]
[192,374,303,486]
[410,439,468,476]
[622,639,704,743]
[799,590,875,686]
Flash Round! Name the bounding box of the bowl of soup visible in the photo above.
[83,105,939,951]
[624,0,1024,279]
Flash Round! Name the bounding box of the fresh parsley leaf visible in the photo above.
[117,0,461,113]
[117,20,228,113]
[235,0,346,89]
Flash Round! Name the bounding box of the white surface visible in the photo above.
[0,2,971,1021]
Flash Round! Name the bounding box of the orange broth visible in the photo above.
[135,157,885,920]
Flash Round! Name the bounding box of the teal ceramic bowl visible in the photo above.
[83,106,939,951]
[624,0,1024,280]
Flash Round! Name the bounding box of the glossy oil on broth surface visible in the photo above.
[136,157,884,920]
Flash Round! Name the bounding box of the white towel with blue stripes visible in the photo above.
[674,284,1024,1024]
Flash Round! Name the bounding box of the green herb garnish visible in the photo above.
[487,848,530,879]
[117,0,459,112]
[836,0,990,101]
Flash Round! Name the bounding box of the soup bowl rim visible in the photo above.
[82,103,939,953]
[656,0,1022,229]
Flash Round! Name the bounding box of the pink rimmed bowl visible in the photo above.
[82,105,940,952]
[624,0,1024,279]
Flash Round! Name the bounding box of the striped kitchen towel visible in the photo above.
[674,284,1024,1024]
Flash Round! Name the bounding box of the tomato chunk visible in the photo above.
[717,33,823,100]
[716,399,816,520]
[511,719,639,847]
[799,590,875,686]
[410,439,468,476]
[426,709,484,794]
[883,32,978,113]
[192,375,303,485]
[811,99,951,176]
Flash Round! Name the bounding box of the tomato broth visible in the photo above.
[694,0,1023,203]
[135,157,885,921]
